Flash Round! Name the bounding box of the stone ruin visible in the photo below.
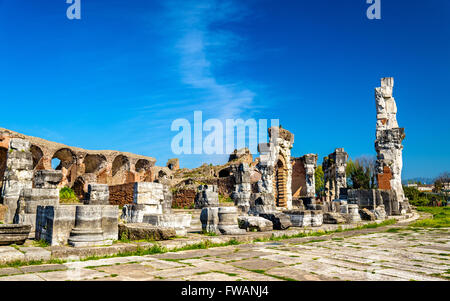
[0,77,413,246]
[121,182,191,236]
[374,77,411,214]
[323,148,348,204]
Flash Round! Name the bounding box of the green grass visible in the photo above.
[32,239,50,248]
[410,207,450,228]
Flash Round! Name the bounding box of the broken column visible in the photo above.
[323,148,348,203]
[1,138,33,223]
[230,163,252,215]
[68,205,108,247]
[217,207,246,235]
[374,77,410,215]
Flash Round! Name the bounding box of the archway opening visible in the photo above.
[274,158,287,207]
[52,148,75,170]
[30,145,44,169]
[135,159,151,173]
[84,154,106,173]
[112,155,130,176]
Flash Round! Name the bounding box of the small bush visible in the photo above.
[409,197,430,207]
[59,187,81,204]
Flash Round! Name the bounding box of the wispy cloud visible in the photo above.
[163,0,258,120]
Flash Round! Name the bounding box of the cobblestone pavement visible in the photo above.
[0,227,448,281]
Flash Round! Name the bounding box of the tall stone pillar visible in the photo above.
[323,148,348,202]
[1,138,34,223]
[231,163,252,214]
[374,77,409,214]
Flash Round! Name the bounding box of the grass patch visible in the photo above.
[32,239,50,248]
[410,207,450,228]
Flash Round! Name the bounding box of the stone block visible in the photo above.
[33,170,63,189]
[284,210,311,227]
[0,224,31,245]
[36,204,118,247]
[118,223,176,241]
[373,205,387,220]
[195,185,219,209]
[35,205,77,246]
[359,208,376,221]
[200,207,220,234]
[133,182,164,205]
[259,212,292,230]
[143,213,191,236]
[323,212,346,224]
[9,138,30,152]
[85,184,109,205]
[238,216,273,232]
[310,210,323,227]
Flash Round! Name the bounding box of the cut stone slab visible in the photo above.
[0,246,25,264]
[0,267,22,277]
[238,216,273,232]
[0,224,31,245]
[359,208,376,221]
[118,223,176,241]
[20,247,51,261]
[323,212,346,224]
[259,212,292,230]
[19,264,67,274]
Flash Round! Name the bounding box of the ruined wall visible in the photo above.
[291,154,317,198]
[172,188,196,208]
[0,128,160,198]
[257,127,294,209]
[323,148,348,202]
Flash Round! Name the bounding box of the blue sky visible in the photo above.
[0,0,449,179]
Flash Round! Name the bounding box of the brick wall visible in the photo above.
[109,183,134,207]
[173,188,196,209]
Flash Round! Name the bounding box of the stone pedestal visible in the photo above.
[217,207,246,235]
[0,224,31,245]
[68,206,108,247]
[347,204,361,223]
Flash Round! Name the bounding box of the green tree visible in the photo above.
[315,165,324,196]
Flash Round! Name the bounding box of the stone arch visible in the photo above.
[30,144,44,169]
[274,155,288,207]
[112,155,130,176]
[135,159,151,173]
[52,148,76,170]
[84,154,107,174]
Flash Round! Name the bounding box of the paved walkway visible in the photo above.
[1,226,448,281]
